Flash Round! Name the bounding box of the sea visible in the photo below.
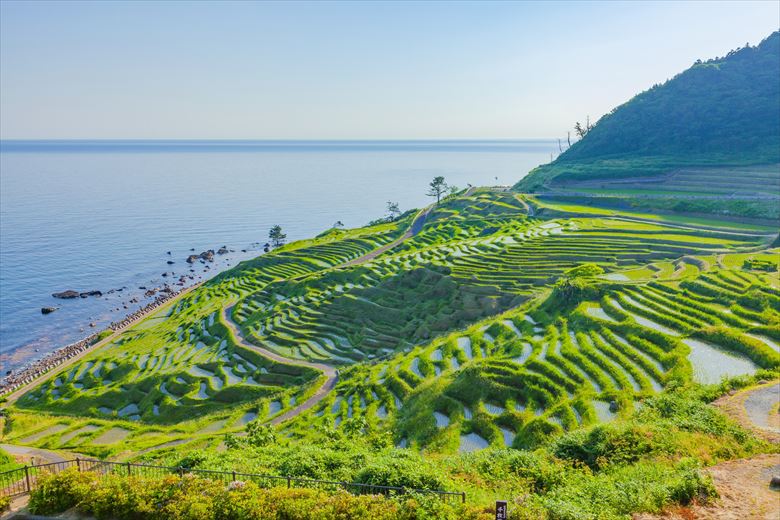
[0,140,555,374]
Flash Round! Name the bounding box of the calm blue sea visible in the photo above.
[0,140,554,373]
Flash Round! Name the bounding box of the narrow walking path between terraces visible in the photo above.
[221,305,338,425]
[339,203,434,268]
[220,195,450,424]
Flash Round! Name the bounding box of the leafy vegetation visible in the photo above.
[514,32,780,221]
[5,188,779,518]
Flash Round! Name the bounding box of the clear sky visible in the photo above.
[1,0,777,140]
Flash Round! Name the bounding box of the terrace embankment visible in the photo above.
[215,201,438,423]
[0,284,199,399]
[222,304,338,425]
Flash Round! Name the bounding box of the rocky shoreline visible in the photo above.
[0,284,191,396]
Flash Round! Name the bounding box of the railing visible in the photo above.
[0,458,465,504]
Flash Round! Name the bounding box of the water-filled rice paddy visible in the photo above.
[8,191,778,456]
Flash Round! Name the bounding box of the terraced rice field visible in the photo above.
[279,255,778,453]
[548,164,780,198]
[8,190,779,456]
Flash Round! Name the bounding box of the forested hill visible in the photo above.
[516,31,780,193]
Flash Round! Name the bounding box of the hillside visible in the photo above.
[515,31,780,221]
[3,189,779,518]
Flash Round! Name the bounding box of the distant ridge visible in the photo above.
[516,31,780,193]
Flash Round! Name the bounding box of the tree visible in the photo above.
[426,176,448,204]
[386,201,401,221]
[333,220,344,229]
[448,185,459,196]
[574,116,595,139]
[268,225,286,248]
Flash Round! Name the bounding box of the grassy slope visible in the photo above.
[513,33,780,221]
[3,191,779,517]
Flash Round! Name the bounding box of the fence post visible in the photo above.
[24,465,31,493]
[287,477,291,488]
[76,457,81,472]
[462,492,466,504]
[232,470,236,482]
[127,462,132,477]
[178,467,184,477]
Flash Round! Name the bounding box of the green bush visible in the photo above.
[29,469,478,520]
[551,423,663,469]
[28,468,93,515]
[355,450,449,490]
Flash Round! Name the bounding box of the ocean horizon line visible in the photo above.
[0,138,556,154]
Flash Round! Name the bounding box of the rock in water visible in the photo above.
[52,290,80,299]
[218,246,229,255]
[41,307,58,314]
[79,290,103,298]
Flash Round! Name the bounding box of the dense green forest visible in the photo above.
[516,31,780,194]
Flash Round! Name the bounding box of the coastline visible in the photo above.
[0,281,202,400]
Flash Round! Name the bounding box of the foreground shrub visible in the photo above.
[27,468,90,514]
[522,459,717,520]
[354,450,449,490]
[29,470,477,520]
[551,423,664,469]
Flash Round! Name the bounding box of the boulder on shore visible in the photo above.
[41,307,58,315]
[52,290,80,299]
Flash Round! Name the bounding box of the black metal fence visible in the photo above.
[0,458,465,504]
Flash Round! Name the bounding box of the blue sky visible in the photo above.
[1,1,777,139]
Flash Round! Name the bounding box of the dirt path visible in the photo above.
[339,204,432,268]
[513,194,535,217]
[221,305,338,425]
[714,380,780,443]
[636,382,780,519]
[634,454,780,520]
[0,443,72,465]
[221,200,441,425]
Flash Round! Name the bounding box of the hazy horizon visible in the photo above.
[1,1,778,140]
